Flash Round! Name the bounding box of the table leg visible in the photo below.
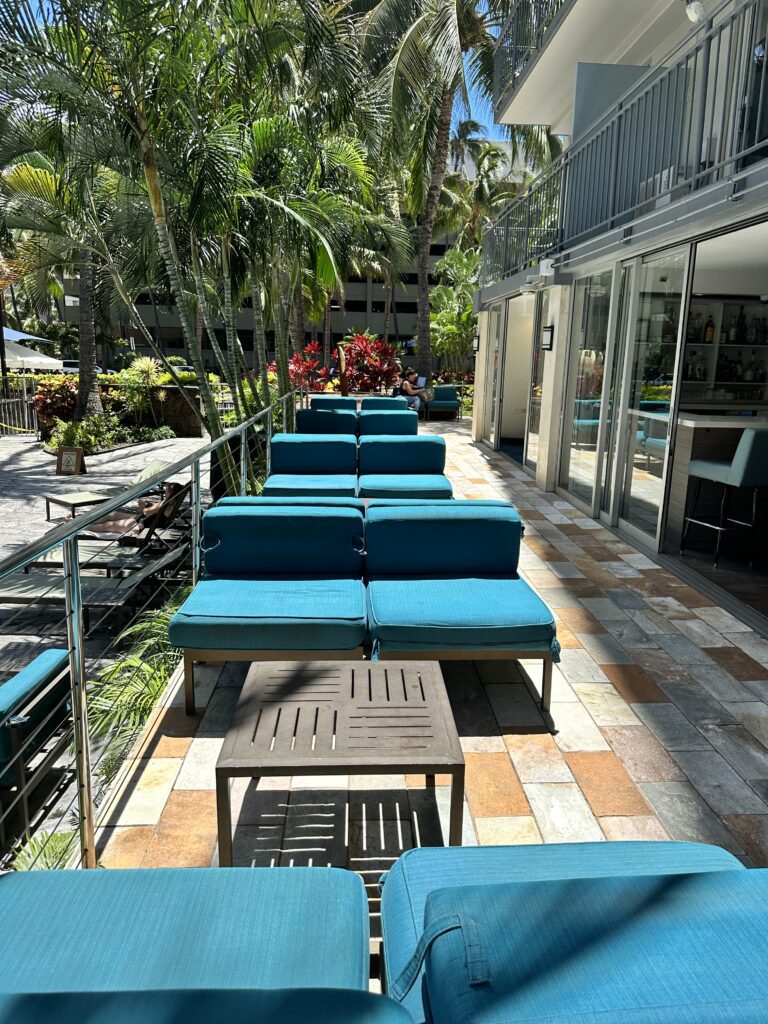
[45,500,51,522]
[216,772,233,867]
[448,765,465,846]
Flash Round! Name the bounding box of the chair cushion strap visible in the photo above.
[388,913,488,1001]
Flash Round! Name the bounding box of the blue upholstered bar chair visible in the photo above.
[681,427,768,567]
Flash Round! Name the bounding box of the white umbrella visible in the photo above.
[3,339,64,370]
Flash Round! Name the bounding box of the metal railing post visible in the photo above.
[62,538,96,869]
[281,394,288,434]
[239,424,248,496]
[266,409,273,476]
[691,20,713,189]
[190,461,201,585]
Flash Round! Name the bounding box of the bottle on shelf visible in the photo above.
[703,315,715,343]
[737,306,748,345]
[729,314,738,342]
[735,351,744,380]
[744,352,756,383]
[749,317,759,344]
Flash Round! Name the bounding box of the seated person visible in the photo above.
[68,482,184,539]
[399,369,429,411]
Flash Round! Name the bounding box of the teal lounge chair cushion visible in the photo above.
[262,474,358,497]
[427,386,460,411]
[200,506,364,577]
[169,577,367,650]
[270,433,358,475]
[380,843,744,1024]
[360,397,408,409]
[357,475,453,499]
[0,649,69,767]
[295,409,358,435]
[420,872,768,1024]
[358,411,418,436]
[0,990,412,1024]
[0,867,369,993]
[367,577,555,653]
[217,496,366,512]
[358,436,446,475]
[366,504,522,576]
[310,396,357,410]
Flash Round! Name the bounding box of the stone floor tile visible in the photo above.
[555,625,582,649]
[603,560,643,579]
[618,552,659,570]
[723,702,768,748]
[291,775,350,789]
[723,632,768,666]
[572,683,641,727]
[661,682,736,727]
[694,607,752,633]
[697,723,768,780]
[551,701,611,752]
[556,607,606,634]
[575,633,634,665]
[644,596,696,618]
[548,666,579,703]
[565,751,651,816]
[535,587,585,610]
[579,598,629,622]
[704,646,768,680]
[671,618,732,648]
[230,824,286,868]
[464,752,529,817]
[137,706,199,759]
[474,816,542,845]
[404,774,452,787]
[602,664,669,703]
[557,649,609,684]
[158,789,217,833]
[350,774,408,790]
[141,831,217,868]
[627,609,680,635]
[196,686,240,737]
[408,789,477,847]
[174,737,224,790]
[638,781,744,854]
[441,661,485,700]
[654,633,715,665]
[603,588,649,611]
[229,780,290,827]
[524,783,604,842]
[601,725,685,782]
[474,659,525,685]
[670,749,767,814]
[599,816,668,841]
[504,731,574,783]
[168,666,218,711]
[97,825,154,868]
[686,663,758,703]
[722,815,768,866]
[601,621,659,650]
[629,650,698,686]
[108,757,182,826]
[632,704,712,750]
[485,684,544,728]
[280,791,348,867]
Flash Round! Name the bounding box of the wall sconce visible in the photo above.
[683,1,706,23]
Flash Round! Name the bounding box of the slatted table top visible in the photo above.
[217,661,464,775]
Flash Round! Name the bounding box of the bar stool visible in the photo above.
[681,428,768,567]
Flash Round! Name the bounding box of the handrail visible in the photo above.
[0,388,303,582]
[485,0,765,285]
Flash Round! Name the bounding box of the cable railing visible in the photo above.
[0,387,306,870]
[484,0,768,285]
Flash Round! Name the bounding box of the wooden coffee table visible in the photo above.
[216,660,465,867]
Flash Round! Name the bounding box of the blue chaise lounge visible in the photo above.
[364,503,556,707]
[169,505,367,713]
[358,410,418,436]
[357,437,452,499]
[360,396,408,409]
[295,408,358,435]
[262,433,358,497]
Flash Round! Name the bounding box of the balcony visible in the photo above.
[485,0,768,286]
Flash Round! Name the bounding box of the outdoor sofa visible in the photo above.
[170,501,551,714]
[295,408,418,436]
[261,434,452,499]
[295,408,359,435]
[360,396,408,409]
[310,396,358,411]
[358,410,418,436]
[424,384,461,419]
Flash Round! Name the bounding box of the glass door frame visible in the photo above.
[482,300,509,450]
[522,289,547,471]
[605,245,695,551]
[557,261,626,517]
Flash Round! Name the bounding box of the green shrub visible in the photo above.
[33,375,79,436]
[131,425,175,444]
[48,415,174,454]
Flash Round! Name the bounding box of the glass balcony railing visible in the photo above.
[493,0,572,115]
[485,0,768,286]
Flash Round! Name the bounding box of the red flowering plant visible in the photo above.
[340,332,400,392]
[269,341,329,392]
[33,374,79,437]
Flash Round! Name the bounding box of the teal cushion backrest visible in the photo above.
[413,874,768,1024]
[365,505,521,577]
[310,396,357,410]
[202,506,364,577]
[730,428,768,487]
[271,434,358,475]
[360,397,408,409]
[0,990,414,1024]
[295,409,358,435]
[432,386,458,401]
[358,436,446,475]
[217,496,366,512]
[358,411,418,436]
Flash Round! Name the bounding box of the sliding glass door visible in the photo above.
[524,290,549,472]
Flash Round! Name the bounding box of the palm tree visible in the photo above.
[450,117,485,172]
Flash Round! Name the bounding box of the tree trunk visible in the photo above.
[221,236,261,414]
[416,85,454,382]
[74,248,103,420]
[8,285,21,327]
[392,290,401,347]
[289,279,305,354]
[323,298,332,368]
[189,236,240,417]
[250,272,271,405]
[382,284,392,344]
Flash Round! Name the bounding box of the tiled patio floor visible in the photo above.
[98,420,768,883]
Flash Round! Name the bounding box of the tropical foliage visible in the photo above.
[430,247,480,373]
